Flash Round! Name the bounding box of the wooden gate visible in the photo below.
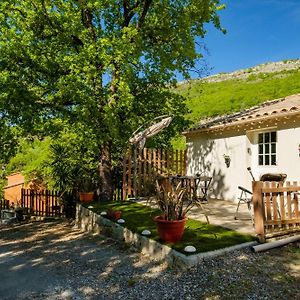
[122,147,187,199]
[253,181,300,242]
[21,189,64,217]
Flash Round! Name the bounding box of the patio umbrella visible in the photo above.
[129,116,172,148]
[128,115,173,198]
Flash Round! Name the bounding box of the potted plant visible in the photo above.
[150,177,194,243]
[78,175,98,203]
[50,139,100,203]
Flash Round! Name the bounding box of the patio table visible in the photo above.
[168,175,212,223]
[168,175,212,202]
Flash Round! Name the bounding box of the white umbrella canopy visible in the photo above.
[129,116,172,148]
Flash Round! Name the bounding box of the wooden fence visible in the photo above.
[253,181,300,242]
[0,199,9,211]
[122,147,187,199]
[21,189,64,217]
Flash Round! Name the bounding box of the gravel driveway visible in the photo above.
[0,220,299,300]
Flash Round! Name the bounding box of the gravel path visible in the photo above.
[0,220,299,300]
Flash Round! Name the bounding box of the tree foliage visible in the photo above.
[6,137,52,186]
[0,0,224,197]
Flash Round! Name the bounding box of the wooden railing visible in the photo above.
[122,147,187,199]
[253,181,300,242]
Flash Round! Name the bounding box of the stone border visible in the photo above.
[75,204,258,269]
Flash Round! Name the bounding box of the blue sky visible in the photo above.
[198,0,300,77]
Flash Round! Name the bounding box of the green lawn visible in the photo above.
[84,200,256,255]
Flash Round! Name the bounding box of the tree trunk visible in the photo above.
[99,142,113,201]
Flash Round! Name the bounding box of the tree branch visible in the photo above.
[137,0,152,29]
[122,0,141,28]
[81,8,97,41]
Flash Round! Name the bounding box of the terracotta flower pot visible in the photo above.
[154,215,187,243]
[107,210,122,220]
[79,192,94,203]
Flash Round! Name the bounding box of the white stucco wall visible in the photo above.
[274,127,300,181]
[186,133,251,201]
[186,120,300,202]
[248,126,300,181]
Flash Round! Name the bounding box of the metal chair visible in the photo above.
[235,186,253,223]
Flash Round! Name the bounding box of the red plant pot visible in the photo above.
[113,211,122,220]
[154,215,187,243]
[107,210,122,220]
[79,192,94,203]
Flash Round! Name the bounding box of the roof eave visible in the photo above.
[183,110,300,137]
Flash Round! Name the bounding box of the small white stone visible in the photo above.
[100,211,107,216]
[117,218,125,224]
[184,245,196,253]
[60,289,74,300]
[88,205,94,209]
[141,229,151,236]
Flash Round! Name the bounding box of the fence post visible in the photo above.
[253,181,265,243]
[30,189,34,215]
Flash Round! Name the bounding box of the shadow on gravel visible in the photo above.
[0,220,299,300]
[0,220,168,299]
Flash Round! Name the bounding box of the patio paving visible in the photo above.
[188,198,255,236]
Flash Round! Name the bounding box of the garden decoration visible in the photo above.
[223,154,231,168]
[184,245,197,253]
[141,229,151,236]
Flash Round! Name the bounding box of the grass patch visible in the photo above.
[84,201,255,255]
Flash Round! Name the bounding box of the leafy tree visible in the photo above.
[0,119,18,166]
[6,137,52,187]
[0,119,19,198]
[0,1,224,200]
[6,125,100,194]
[49,123,100,193]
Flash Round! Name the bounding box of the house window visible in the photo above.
[258,131,277,166]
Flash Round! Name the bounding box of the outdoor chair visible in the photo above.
[235,186,254,223]
[234,169,287,223]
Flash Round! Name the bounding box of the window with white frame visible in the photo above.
[258,131,277,166]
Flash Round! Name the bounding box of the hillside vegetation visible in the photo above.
[176,61,300,123]
[172,60,300,149]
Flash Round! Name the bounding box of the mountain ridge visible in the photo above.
[202,59,300,83]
